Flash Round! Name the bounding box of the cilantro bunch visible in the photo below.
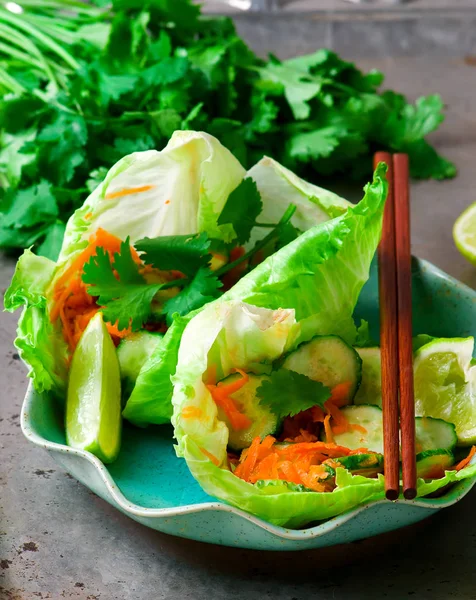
[0,0,454,260]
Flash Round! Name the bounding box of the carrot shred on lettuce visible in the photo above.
[50,228,134,351]
[455,446,476,471]
[207,369,252,431]
[323,414,334,444]
[234,436,350,490]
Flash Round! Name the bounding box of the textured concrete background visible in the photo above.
[2,6,476,600]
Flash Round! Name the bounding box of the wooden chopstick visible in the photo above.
[375,151,400,501]
[393,154,417,499]
[375,152,417,501]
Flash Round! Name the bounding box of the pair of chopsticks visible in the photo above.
[374,152,416,501]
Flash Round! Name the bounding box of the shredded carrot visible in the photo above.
[249,453,279,483]
[200,448,220,466]
[165,199,171,205]
[287,429,318,443]
[234,436,350,491]
[181,406,203,419]
[105,185,155,200]
[324,399,367,436]
[207,390,251,430]
[234,437,262,480]
[207,369,251,431]
[84,212,93,220]
[106,321,132,340]
[455,446,476,471]
[50,228,136,352]
[323,414,334,443]
[329,381,353,407]
[324,400,349,435]
[278,461,303,485]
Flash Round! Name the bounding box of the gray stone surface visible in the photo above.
[3,15,476,600]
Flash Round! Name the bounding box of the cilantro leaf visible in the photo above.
[287,126,344,161]
[135,233,212,278]
[162,267,222,324]
[82,241,165,330]
[2,181,58,229]
[217,178,263,245]
[256,58,322,120]
[257,370,331,419]
[141,57,189,87]
[37,112,88,186]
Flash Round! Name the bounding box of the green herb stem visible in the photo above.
[215,204,297,278]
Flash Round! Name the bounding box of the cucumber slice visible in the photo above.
[322,405,384,453]
[282,335,362,404]
[353,347,382,407]
[335,453,384,476]
[415,417,457,452]
[117,332,163,397]
[416,449,454,479]
[217,373,279,452]
[255,480,311,494]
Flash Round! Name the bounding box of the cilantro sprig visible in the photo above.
[82,240,173,330]
[257,370,331,419]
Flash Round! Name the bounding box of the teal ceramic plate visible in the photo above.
[20,257,476,551]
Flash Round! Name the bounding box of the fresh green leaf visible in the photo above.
[37,112,88,186]
[162,267,222,323]
[256,59,322,120]
[82,242,165,330]
[4,250,68,394]
[257,369,331,419]
[382,94,445,146]
[36,221,66,261]
[2,181,58,229]
[217,178,263,244]
[135,232,212,278]
[141,57,189,87]
[287,126,344,161]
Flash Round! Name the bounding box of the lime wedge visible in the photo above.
[66,312,122,463]
[414,337,476,445]
[453,202,476,265]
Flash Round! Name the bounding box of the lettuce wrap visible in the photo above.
[171,300,476,528]
[5,130,347,404]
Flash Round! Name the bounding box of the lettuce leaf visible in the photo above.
[58,130,246,263]
[4,250,68,394]
[247,156,350,245]
[171,300,386,527]
[124,164,387,425]
[416,464,476,497]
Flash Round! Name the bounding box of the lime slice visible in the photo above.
[66,312,122,462]
[453,202,476,265]
[414,337,476,445]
